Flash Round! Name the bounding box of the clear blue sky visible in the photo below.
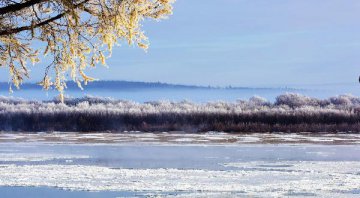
[7,0,360,87]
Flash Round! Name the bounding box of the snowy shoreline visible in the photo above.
[1,132,360,145]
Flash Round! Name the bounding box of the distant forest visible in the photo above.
[0,93,359,132]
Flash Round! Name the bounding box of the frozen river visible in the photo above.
[0,132,360,197]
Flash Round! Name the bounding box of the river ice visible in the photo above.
[0,132,360,197]
[0,161,359,197]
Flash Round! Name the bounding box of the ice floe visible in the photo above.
[0,161,359,196]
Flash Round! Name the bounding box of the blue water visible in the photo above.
[1,143,360,170]
[0,187,195,198]
[0,187,139,198]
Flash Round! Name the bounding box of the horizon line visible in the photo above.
[0,80,305,91]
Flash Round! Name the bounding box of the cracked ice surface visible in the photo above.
[0,161,359,196]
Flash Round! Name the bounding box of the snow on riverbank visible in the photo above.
[1,132,360,145]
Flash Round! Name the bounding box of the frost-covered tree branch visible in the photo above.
[0,0,175,101]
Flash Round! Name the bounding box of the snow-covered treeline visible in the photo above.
[0,93,360,132]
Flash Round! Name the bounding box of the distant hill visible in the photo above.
[0,81,300,91]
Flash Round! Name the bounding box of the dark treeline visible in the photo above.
[1,93,360,132]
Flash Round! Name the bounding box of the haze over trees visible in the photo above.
[0,0,175,100]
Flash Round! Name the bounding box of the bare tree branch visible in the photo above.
[0,12,65,36]
[0,0,48,15]
[0,0,90,36]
